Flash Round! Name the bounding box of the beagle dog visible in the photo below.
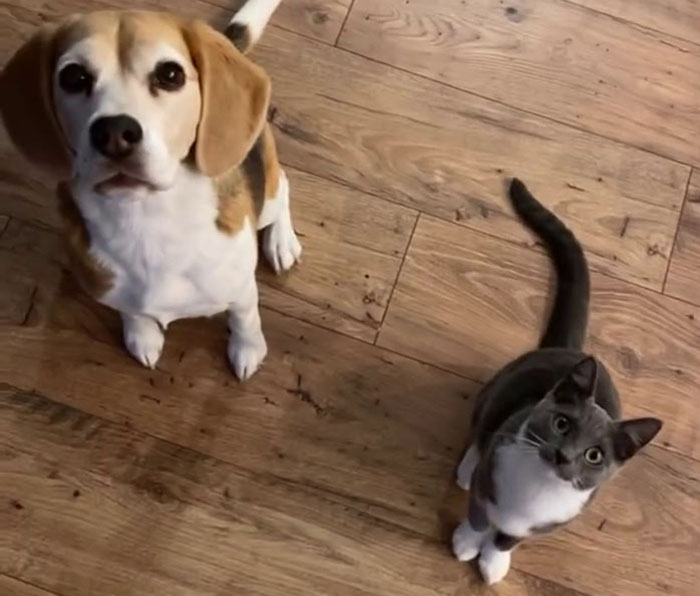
[0,0,300,380]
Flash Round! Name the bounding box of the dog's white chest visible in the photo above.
[487,444,592,537]
[76,170,257,325]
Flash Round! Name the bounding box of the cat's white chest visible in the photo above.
[487,443,592,537]
[75,169,257,325]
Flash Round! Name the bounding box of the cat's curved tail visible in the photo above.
[508,178,590,350]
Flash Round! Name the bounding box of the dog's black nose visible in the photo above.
[90,115,143,159]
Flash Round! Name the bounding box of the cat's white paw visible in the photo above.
[456,444,478,490]
[452,520,485,562]
[478,544,511,585]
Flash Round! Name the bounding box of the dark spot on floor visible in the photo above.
[312,11,329,25]
[133,477,178,504]
[11,499,24,510]
[505,6,524,22]
[618,346,640,372]
[73,489,81,498]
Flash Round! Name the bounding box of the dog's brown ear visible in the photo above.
[184,20,270,177]
[0,26,72,176]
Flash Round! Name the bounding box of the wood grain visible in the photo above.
[0,385,467,596]
[4,363,698,596]
[0,576,60,596]
[272,0,352,44]
[259,167,417,342]
[378,216,700,460]
[0,303,476,538]
[0,0,348,48]
[0,219,64,326]
[339,0,700,166]
[665,170,700,305]
[570,0,700,44]
[253,28,688,291]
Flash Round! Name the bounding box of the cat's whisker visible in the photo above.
[526,429,547,446]
[492,431,541,449]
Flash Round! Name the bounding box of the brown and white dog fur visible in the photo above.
[0,0,300,380]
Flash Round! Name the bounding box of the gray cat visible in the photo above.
[452,179,662,584]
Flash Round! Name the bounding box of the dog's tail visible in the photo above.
[225,0,282,54]
[508,178,590,351]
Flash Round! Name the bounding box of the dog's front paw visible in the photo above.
[263,219,302,274]
[452,521,485,563]
[122,315,164,369]
[228,335,268,381]
[478,544,511,585]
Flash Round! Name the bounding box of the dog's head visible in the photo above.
[0,11,270,195]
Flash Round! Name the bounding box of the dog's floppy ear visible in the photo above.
[0,25,72,176]
[184,20,270,177]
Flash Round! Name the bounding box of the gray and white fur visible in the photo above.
[452,179,662,584]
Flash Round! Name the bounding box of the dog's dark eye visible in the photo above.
[584,446,604,465]
[58,63,94,95]
[552,414,570,435]
[152,61,185,91]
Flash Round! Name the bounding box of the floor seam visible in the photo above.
[374,212,421,345]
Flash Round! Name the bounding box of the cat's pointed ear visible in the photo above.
[613,418,662,462]
[554,356,598,403]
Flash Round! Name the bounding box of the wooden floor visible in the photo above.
[2,1,700,594]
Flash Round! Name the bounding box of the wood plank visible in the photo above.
[0,219,64,326]
[259,168,417,342]
[338,0,700,166]
[571,0,700,44]
[665,170,700,304]
[254,28,688,291]
[0,0,347,47]
[3,356,699,596]
[453,570,589,596]
[272,0,352,44]
[378,215,700,461]
[0,576,61,596]
[0,385,466,596]
[193,0,352,44]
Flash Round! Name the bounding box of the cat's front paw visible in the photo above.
[452,520,485,562]
[478,544,511,585]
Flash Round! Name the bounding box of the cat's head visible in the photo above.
[523,356,662,490]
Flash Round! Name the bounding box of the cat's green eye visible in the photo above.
[552,414,570,435]
[584,447,604,465]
